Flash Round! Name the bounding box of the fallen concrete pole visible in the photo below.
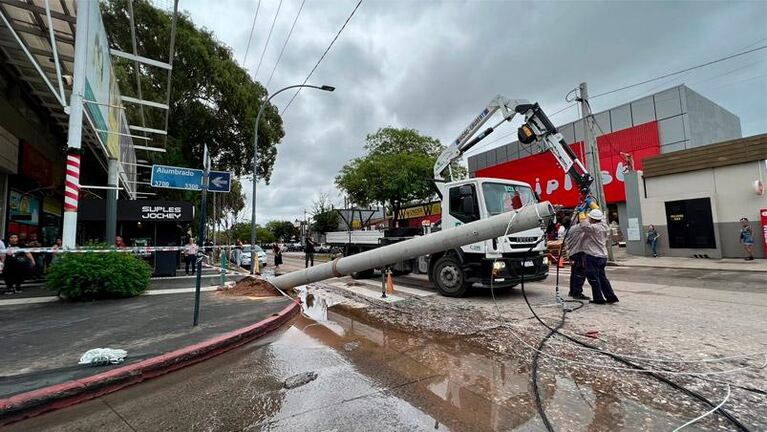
[271,202,555,290]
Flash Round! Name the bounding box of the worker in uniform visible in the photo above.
[565,217,590,301]
[578,209,619,304]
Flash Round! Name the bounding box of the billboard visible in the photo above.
[476,121,661,207]
[80,1,136,193]
[9,190,40,226]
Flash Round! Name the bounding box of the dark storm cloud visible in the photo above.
[182,0,767,223]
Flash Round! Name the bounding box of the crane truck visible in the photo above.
[326,96,595,297]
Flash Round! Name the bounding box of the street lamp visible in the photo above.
[250,84,335,274]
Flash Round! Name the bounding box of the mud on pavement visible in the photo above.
[301,281,767,431]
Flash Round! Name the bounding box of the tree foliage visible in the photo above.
[102,0,284,182]
[266,220,298,241]
[310,194,340,235]
[335,128,464,222]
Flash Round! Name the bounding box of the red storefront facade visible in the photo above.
[476,121,661,208]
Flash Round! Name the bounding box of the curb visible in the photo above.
[0,298,300,426]
[609,261,767,273]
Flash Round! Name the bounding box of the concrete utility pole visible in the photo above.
[578,82,614,261]
[271,202,555,290]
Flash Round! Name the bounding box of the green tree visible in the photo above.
[102,0,284,182]
[310,194,340,235]
[335,127,464,222]
[266,220,298,241]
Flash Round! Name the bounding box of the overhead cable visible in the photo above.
[282,0,363,114]
[254,0,285,79]
[266,0,307,89]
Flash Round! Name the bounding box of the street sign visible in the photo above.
[150,165,204,191]
[208,170,232,193]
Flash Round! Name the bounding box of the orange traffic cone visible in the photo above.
[558,256,566,268]
[386,270,394,295]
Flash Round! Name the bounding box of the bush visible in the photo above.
[46,251,152,300]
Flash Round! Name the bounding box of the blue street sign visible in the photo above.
[208,170,232,193]
[150,165,204,191]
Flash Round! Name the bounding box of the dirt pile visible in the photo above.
[219,277,281,297]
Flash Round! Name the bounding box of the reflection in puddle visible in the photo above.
[291,286,723,432]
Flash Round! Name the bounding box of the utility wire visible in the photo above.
[266,0,306,89]
[254,0,285,80]
[282,0,363,114]
[242,0,262,66]
[591,45,767,99]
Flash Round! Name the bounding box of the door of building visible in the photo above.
[664,198,716,249]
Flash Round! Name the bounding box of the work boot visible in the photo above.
[570,294,590,300]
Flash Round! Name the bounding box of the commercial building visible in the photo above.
[624,134,766,259]
[466,84,744,243]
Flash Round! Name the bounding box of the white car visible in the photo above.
[240,246,267,269]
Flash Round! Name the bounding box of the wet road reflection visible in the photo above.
[6,285,724,431]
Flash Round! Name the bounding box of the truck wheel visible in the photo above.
[432,255,470,297]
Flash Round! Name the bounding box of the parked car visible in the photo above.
[287,242,304,252]
[240,245,267,269]
[317,243,332,253]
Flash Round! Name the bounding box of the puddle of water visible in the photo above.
[292,285,727,432]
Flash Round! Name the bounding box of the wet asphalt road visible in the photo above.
[5,286,737,432]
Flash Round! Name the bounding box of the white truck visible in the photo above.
[327,96,595,297]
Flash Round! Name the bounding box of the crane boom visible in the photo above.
[434,97,594,195]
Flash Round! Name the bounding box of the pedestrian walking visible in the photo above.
[646,225,660,257]
[305,235,315,268]
[26,233,43,279]
[234,239,244,267]
[2,234,35,294]
[184,237,199,275]
[273,243,283,271]
[739,218,755,261]
[565,217,590,301]
[578,209,619,305]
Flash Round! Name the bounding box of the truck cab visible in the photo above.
[428,177,548,296]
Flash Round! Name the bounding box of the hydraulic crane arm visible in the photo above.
[434,97,594,195]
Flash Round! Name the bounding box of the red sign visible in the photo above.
[476,121,660,207]
[761,208,767,254]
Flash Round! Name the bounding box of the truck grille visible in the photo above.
[508,236,539,243]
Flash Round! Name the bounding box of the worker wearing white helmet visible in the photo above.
[578,209,619,305]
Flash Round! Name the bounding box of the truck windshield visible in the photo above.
[482,183,536,215]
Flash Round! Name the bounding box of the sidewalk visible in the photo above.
[612,247,767,272]
[0,283,298,425]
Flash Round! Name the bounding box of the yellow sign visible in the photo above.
[400,203,441,219]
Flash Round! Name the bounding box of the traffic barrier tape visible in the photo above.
[1,244,260,254]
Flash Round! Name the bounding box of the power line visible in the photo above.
[266,0,306,89]
[254,0,285,80]
[591,44,767,99]
[242,0,263,66]
[282,0,363,114]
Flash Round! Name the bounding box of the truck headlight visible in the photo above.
[493,261,506,271]
[543,257,549,265]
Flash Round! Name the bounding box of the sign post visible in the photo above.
[193,146,210,326]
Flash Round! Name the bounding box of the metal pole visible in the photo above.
[62,0,90,249]
[578,82,613,261]
[193,150,210,326]
[250,84,335,274]
[271,202,555,290]
[105,158,118,245]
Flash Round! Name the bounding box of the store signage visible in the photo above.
[761,208,767,253]
[150,165,204,191]
[9,190,40,225]
[476,121,660,207]
[20,142,52,186]
[141,206,183,220]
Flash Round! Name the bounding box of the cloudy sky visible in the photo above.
[180,0,767,224]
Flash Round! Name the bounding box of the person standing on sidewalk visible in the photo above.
[565,216,589,301]
[739,218,755,261]
[233,239,243,267]
[2,234,35,294]
[304,235,316,268]
[184,237,199,275]
[646,225,660,257]
[273,243,283,272]
[26,233,43,279]
[579,210,619,305]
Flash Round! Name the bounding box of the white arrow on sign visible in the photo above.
[210,176,228,188]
